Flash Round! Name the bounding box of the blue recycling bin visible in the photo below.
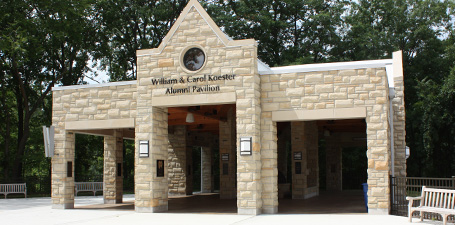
[362,183,368,212]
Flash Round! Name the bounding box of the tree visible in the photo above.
[207,0,347,66]
[340,0,455,176]
[0,0,97,181]
[93,0,187,81]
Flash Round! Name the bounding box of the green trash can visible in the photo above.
[362,183,368,212]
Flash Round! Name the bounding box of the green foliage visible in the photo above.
[93,0,187,81]
[207,0,347,66]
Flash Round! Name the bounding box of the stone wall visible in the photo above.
[52,82,137,208]
[291,121,318,199]
[219,108,237,199]
[261,68,391,213]
[104,129,123,204]
[168,125,187,196]
[393,78,406,177]
[136,3,261,214]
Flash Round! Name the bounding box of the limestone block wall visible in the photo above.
[260,68,391,213]
[52,82,136,208]
[103,129,123,204]
[219,108,237,199]
[326,146,342,191]
[201,147,212,193]
[168,125,187,196]
[187,131,218,193]
[291,121,318,199]
[136,5,261,214]
[393,78,406,177]
[52,83,137,124]
[51,131,75,208]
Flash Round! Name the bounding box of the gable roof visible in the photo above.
[137,0,256,57]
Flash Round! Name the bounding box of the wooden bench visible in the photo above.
[407,186,455,225]
[74,182,103,196]
[0,183,27,198]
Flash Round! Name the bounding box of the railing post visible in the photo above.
[452,176,455,190]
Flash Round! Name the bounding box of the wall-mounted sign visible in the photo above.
[240,137,252,156]
[295,162,302,175]
[293,152,302,160]
[150,74,236,95]
[139,141,149,158]
[117,163,122,177]
[157,160,164,177]
[221,153,229,161]
[67,161,72,178]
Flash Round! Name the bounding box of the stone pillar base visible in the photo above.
[368,208,389,215]
[238,208,261,215]
[104,199,122,204]
[262,207,278,214]
[52,203,74,209]
[135,205,168,213]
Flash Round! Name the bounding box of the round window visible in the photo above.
[183,48,205,71]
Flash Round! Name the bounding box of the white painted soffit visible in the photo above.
[52,80,137,91]
[260,59,393,75]
[258,59,272,73]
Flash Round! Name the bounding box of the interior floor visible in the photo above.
[76,191,366,214]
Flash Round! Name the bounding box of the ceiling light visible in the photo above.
[186,112,194,123]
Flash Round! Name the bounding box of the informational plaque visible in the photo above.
[221,153,229,161]
[295,162,302,174]
[157,160,164,177]
[293,152,302,160]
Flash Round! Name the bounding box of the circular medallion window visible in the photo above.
[183,47,206,72]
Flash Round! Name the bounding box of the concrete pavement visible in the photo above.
[0,195,444,225]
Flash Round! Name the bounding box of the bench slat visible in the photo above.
[0,183,27,199]
[408,186,455,225]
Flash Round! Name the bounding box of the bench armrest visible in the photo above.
[406,196,422,201]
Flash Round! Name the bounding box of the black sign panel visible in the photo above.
[117,163,122,177]
[157,160,165,177]
[223,163,229,175]
[295,162,302,175]
[67,161,72,178]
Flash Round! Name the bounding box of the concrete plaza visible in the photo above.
[0,194,445,225]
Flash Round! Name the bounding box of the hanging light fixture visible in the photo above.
[186,112,194,123]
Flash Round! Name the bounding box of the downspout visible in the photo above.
[389,87,396,176]
[386,62,396,177]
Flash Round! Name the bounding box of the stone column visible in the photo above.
[168,125,187,196]
[291,121,306,199]
[219,108,236,199]
[305,122,319,198]
[201,146,212,193]
[103,129,123,204]
[51,130,75,209]
[366,68,391,214]
[261,115,278,214]
[236,72,262,215]
[326,146,342,191]
[186,145,193,195]
[135,107,168,213]
[291,121,318,199]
